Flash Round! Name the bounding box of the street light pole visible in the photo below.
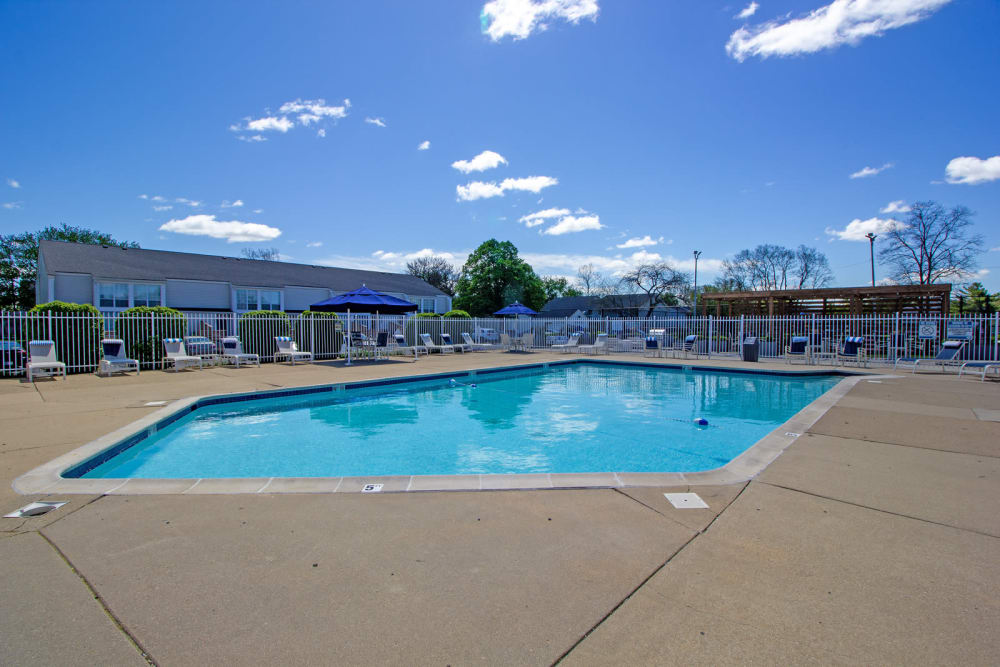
[864,233,877,287]
[692,250,702,315]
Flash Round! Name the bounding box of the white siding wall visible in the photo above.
[165,280,231,310]
[284,286,331,311]
[54,274,93,304]
[435,295,451,313]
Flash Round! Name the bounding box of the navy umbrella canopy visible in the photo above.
[310,285,418,314]
[493,301,538,316]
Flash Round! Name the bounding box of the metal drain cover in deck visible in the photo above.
[664,493,709,509]
[4,501,67,518]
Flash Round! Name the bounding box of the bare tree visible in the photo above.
[241,247,282,261]
[620,262,690,316]
[793,245,834,288]
[879,201,984,284]
[576,263,601,295]
[405,255,458,296]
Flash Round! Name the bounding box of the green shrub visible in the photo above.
[297,311,343,357]
[28,301,103,373]
[443,309,471,318]
[238,311,292,358]
[416,312,441,319]
[113,306,186,367]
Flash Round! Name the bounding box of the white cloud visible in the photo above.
[736,2,759,19]
[726,0,952,62]
[944,155,1000,185]
[456,175,558,201]
[481,0,599,42]
[253,209,263,214]
[451,150,508,173]
[364,117,386,127]
[616,235,664,248]
[279,98,350,125]
[880,200,910,214]
[152,205,173,211]
[238,135,267,143]
[246,116,294,133]
[2,201,23,210]
[306,241,323,248]
[138,194,148,199]
[6,178,19,189]
[521,251,722,277]
[519,207,570,227]
[221,199,244,208]
[849,162,893,179]
[317,129,326,138]
[540,214,603,236]
[175,197,202,207]
[316,248,470,272]
[825,217,906,241]
[159,215,282,243]
[418,140,431,151]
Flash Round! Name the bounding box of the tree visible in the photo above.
[879,201,984,285]
[0,224,140,310]
[719,244,833,290]
[405,255,458,296]
[576,263,600,295]
[620,262,690,316]
[241,247,282,261]
[540,276,582,304]
[951,282,997,314]
[453,239,546,315]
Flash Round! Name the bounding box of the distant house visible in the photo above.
[36,240,451,314]
[542,295,690,319]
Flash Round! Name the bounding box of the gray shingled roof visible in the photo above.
[39,240,445,296]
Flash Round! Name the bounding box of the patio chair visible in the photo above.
[274,336,313,365]
[643,336,663,358]
[837,336,867,367]
[578,333,609,355]
[461,332,491,351]
[162,338,203,372]
[957,361,1000,382]
[1,340,27,375]
[220,337,260,368]
[894,340,965,373]
[784,336,811,365]
[98,338,139,376]
[373,332,392,360]
[671,335,698,359]
[420,332,453,354]
[27,340,66,382]
[552,332,582,353]
[500,333,515,351]
[183,335,219,363]
[393,333,424,358]
[440,333,469,353]
[518,332,534,352]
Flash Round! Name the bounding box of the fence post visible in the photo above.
[707,315,713,358]
[739,314,744,348]
[151,312,157,370]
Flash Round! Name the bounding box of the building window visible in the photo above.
[97,282,162,310]
[235,288,282,312]
[419,298,435,313]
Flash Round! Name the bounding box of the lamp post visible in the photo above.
[692,250,702,315]
[864,233,877,287]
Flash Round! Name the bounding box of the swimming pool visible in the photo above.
[67,362,842,480]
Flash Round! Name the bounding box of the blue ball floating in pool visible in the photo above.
[694,417,709,426]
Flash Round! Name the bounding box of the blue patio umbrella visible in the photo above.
[310,285,417,365]
[493,301,538,316]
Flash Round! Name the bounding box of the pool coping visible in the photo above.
[13,359,882,495]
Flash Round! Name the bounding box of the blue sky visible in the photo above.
[2,0,998,289]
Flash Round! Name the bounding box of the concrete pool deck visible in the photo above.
[2,352,998,664]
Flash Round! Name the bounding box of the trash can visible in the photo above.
[741,337,759,362]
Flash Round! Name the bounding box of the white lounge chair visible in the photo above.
[440,333,469,352]
[27,340,66,382]
[162,338,203,371]
[578,333,608,355]
[420,332,453,354]
[393,333,423,358]
[643,335,663,358]
[784,336,811,365]
[274,336,313,365]
[837,336,867,367]
[552,333,582,353]
[958,361,1000,381]
[461,332,491,351]
[98,339,139,376]
[671,335,698,359]
[220,337,260,368]
[895,340,964,373]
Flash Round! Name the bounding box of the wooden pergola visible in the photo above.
[698,284,951,317]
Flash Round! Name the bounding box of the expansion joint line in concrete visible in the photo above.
[38,529,159,666]
[759,481,1000,540]
[553,482,751,665]
[807,432,1000,461]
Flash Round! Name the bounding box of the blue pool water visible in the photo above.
[78,364,840,479]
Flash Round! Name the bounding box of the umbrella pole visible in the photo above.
[346,309,352,366]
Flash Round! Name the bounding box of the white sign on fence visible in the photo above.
[946,320,977,341]
[917,320,938,340]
